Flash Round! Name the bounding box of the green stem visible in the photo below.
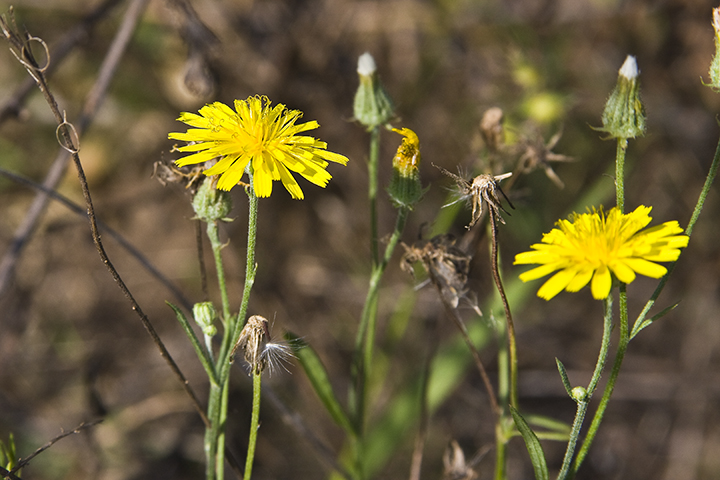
[244,369,262,480]
[494,300,510,480]
[350,206,409,476]
[615,138,627,212]
[207,221,233,324]
[205,383,222,480]
[631,120,720,337]
[570,286,628,477]
[203,179,261,480]
[556,294,614,480]
[368,126,380,266]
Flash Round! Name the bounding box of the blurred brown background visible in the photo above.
[1,0,719,479]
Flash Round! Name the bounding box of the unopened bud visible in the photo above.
[600,55,646,139]
[571,386,588,403]
[192,177,232,222]
[353,52,395,130]
[193,302,217,337]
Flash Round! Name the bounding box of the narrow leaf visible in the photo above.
[555,358,573,398]
[510,406,549,480]
[166,301,218,385]
[630,301,680,339]
[286,332,355,435]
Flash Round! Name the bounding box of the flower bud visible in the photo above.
[571,386,588,403]
[708,8,720,91]
[192,176,232,222]
[600,55,646,139]
[353,52,395,130]
[387,127,425,209]
[193,301,217,337]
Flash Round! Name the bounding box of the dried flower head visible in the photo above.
[442,440,478,480]
[168,95,349,199]
[434,164,513,229]
[401,234,479,313]
[517,128,574,189]
[232,315,294,375]
[514,205,689,300]
[479,107,505,152]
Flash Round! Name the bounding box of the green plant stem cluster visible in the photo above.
[171,182,260,480]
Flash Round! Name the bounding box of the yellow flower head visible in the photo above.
[514,205,689,300]
[168,96,349,199]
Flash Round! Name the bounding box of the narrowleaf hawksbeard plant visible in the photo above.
[514,205,689,300]
[168,95,349,199]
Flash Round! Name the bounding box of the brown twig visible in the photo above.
[0,0,124,125]
[4,420,103,479]
[0,0,143,296]
[1,0,210,426]
[0,167,194,311]
[488,209,518,409]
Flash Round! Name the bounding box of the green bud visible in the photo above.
[600,55,646,139]
[571,386,588,403]
[353,52,395,130]
[708,8,720,91]
[387,128,425,209]
[192,301,217,337]
[192,177,232,222]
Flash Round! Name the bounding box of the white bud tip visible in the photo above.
[619,55,638,79]
[357,52,377,76]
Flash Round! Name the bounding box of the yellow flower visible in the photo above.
[514,206,689,300]
[168,96,349,199]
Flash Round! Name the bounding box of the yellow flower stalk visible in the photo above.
[514,205,689,300]
[169,95,349,199]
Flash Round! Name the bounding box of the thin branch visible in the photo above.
[8,420,102,476]
[0,0,124,125]
[0,166,194,312]
[2,0,210,427]
[0,0,144,296]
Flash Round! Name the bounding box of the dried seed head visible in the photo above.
[232,315,294,375]
[401,234,478,313]
[479,107,505,152]
[442,440,478,480]
[434,164,513,229]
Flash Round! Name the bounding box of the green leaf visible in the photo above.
[555,358,573,398]
[286,332,355,436]
[510,406,549,480]
[630,301,679,339]
[526,414,572,436]
[166,301,218,385]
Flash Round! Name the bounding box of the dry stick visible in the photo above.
[2,0,213,426]
[8,420,103,476]
[0,0,133,296]
[0,167,194,311]
[0,0,124,125]
[488,209,517,409]
[2,9,248,480]
[443,300,499,415]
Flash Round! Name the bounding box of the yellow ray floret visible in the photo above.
[514,205,689,300]
[168,96,348,199]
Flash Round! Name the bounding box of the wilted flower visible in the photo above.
[169,96,349,199]
[388,127,424,209]
[514,205,689,300]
